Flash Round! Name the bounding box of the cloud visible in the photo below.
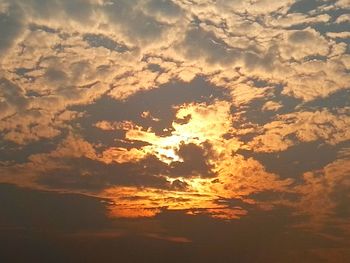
[101,149,293,220]
[8,134,171,191]
[144,0,183,21]
[16,0,97,24]
[335,0,350,9]
[0,0,349,232]
[280,28,330,61]
[326,31,350,39]
[335,13,350,23]
[248,108,350,153]
[83,33,130,53]
[101,0,175,43]
[0,3,24,53]
[266,13,331,28]
[0,0,348,150]
[0,96,293,221]
[230,83,273,107]
[0,77,28,119]
[282,59,350,101]
[214,0,295,15]
[292,147,350,230]
[262,101,283,111]
[169,142,216,178]
[177,25,241,66]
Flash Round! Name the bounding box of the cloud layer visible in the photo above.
[0,0,349,240]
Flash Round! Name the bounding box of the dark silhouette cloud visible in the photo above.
[1,184,348,263]
[169,142,216,178]
[36,155,171,191]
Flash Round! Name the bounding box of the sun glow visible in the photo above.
[123,100,236,164]
[94,100,291,220]
[100,101,257,220]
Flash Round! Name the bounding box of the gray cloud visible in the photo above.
[36,155,171,191]
[169,142,216,178]
[179,26,241,65]
[145,0,182,18]
[0,78,28,119]
[0,3,24,52]
[102,0,168,42]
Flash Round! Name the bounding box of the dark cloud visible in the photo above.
[169,142,216,178]
[36,140,217,190]
[301,89,350,109]
[145,0,182,18]
[28,22,60,34]
[170,179,189,191]
[37,155,171,191]
[288,30,315,43]
[83,33,130,53]
[243,46,279,71]
[180,26,241,65]
[44,68,68,84]
[0,135,64,164]
[20,0,94,22]
[2,184,348,263]
[238,141,347,180]
[73,77,229,145]
[0,78,28,119]
[0,4,24,52]
[102,0,167,42]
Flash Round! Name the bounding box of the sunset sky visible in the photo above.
[0,0,350,262]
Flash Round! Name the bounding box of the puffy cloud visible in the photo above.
[282,59,350,101]
[335,13,350,23]
[335,0,350,9]
[0,75,108,144]
[248,108,350,153]
[266,13,331,28]
[100,147,146,164]
[108,68,161,100]
[262,101,283,111]
[213,0,295,15]
[280,28,330,61]
[230,83,273,107]
[326,31,350,39]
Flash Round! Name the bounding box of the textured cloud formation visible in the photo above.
[0,0,349,239]
[248,108,350,152]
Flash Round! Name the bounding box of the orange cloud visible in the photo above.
[249,108,350,152]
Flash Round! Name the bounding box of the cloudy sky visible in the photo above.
[0,0,350,262]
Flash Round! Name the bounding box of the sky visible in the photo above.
[0,0,350,262]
